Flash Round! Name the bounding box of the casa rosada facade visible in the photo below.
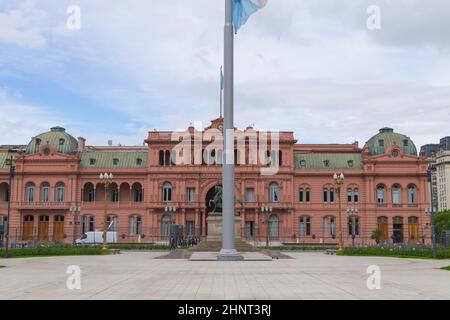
[0,118,432,246]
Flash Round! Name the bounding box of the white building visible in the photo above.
[436,150,450,211]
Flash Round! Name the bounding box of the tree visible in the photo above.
[434,210,450,239]
[371,229,384,244]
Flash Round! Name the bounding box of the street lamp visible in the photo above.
[333,172,345,252]
[425,207,437,259]
[346,207,358,247]
[69,205,81,244]
[99,173,113,250]
[4,155,15,253]
[164,205,177,224]
[261,205,273,247]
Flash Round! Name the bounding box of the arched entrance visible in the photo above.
[203,185,222,236]
[53,215,65,242]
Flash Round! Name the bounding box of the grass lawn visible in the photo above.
[339,246,450,260]
[0,245,108,258]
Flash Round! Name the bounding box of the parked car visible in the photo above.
[75,231,118,245]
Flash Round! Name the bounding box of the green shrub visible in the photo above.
[258,244,338,251]
[441,266,450,271]
[339,246,450,259]
[0,245,106,258]
[107,243,170,250]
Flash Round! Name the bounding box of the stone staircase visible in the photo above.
[190,240,258,252]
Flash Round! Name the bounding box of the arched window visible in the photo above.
[376,185,385,203]
[132,183,143,202]
[40,183,50,202]
[323,216,336,238]
[83,183,95,202]
[347,188,353,203]
[278,150,283,166]
[269,183,279,203]
[299,216,311,236]
[26,183,35,202]
[268,215,279,238]
[329,188,335,203]
[299,188,311,203]
[110,184,119,202]
[161,215,171,237]
[163,182,172,202]
[392,184,401,205]
[407,185,416,204]
[55,183,65,202]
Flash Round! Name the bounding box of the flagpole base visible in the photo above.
[217,249,244,261]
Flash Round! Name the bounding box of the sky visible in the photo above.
[0,0,449,148]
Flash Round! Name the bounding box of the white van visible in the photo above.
[76,231,118,245]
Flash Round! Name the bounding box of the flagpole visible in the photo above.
[220,67,223,118]
[218,0,243,260]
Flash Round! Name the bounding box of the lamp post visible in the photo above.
[346,207,358,247]
[99,173,113,250]
[69,205,81,245]
[4,155,15,253]
[165,205,177,247]
[333,173,345,252]
[261,205,273,247]
[425,208,437,259]
[426,165,437,259]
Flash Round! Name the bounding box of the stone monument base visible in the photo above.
[206,214,241,242]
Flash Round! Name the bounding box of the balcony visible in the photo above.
[81,201,145,209]
[17,202,70,210]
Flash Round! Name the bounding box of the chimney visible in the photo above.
[108,140,113,146]
[77,137,86,152]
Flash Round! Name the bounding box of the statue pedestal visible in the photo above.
[206,214,241,242]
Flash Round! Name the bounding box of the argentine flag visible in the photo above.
[233,0,267,32]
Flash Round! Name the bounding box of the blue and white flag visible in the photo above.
[233,0,267,32]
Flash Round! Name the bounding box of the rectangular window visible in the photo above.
[129,216,136,235]
[330,189,335,203]
[89,216,95,232]
[245,188,254,203]
[186,221,195,237]
[323,189,328,203]
[186,188,195,202]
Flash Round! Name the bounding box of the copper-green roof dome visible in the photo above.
[26,127,78,154]
[365,127,417,156]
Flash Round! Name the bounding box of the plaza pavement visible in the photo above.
[0,251,449,300]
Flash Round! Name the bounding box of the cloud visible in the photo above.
[0,0,48,48]
[0,0,449,149]
[0,87,62,144]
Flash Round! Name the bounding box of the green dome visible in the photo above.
[365,127,417,156]
[26,127,78,155]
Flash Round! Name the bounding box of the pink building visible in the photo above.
[0,119,431,246]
